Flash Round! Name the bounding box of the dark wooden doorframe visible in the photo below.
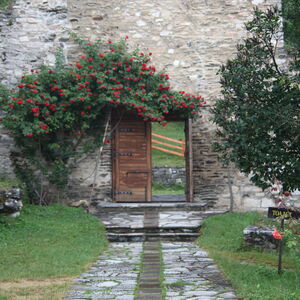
[111,110,193,202]
[185,119,193,202]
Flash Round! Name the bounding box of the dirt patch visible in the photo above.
[0,277,74,300]
[0,277,74,289]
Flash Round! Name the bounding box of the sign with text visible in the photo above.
[268,207,300,219]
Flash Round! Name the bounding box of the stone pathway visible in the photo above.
[65,241,237,299]
[162,242,237,299]
[65,205,237,299]
[64,243,143,300]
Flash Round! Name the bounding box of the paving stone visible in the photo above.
[138,288,162,294]
[115,296,134,300]
[66,211,237,300]
[162,242,238,299]
[217,292,239,299]
[64,242,142,299]
[137,295,162,300]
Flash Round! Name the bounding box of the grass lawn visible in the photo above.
[0,0,12,9]
[152,122,185,167]
[0,205,108,299]
[197,212,300,300]
[152,182,184,194]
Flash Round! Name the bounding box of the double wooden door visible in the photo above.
[112,112,152,202]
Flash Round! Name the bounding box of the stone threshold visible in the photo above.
[93,202,211,212]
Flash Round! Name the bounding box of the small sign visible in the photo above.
[268,207,300,219]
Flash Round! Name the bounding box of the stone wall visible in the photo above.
[1,0,297,211]
[152,166,186,185]
[0,0,69,178]
[0,111,15,178]
[67,116,112,203]
[65,0,284,209]
[0,0,68,88]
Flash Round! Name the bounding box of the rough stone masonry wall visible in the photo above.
[0,0,68,178]
[2,0,296,211]
[152,166,186,185]
[66,0,286,210]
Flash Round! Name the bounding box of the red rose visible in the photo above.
[32,107,39,113]
[272,228,283,240]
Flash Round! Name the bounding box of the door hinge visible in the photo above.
[118,128,133,132]
[114,191,133,195]
[114,152,133,156]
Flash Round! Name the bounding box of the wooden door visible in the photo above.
[112,111,152,202]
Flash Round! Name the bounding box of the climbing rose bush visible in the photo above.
[2,38,204,139]
[0,37,204,204]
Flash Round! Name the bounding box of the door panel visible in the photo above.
[112,112,152,202]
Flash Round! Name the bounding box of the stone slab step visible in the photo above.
[106,227,200,234]
[92,202,210,213]
[107,232,199,242]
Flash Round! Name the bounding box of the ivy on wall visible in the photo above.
[0,37,204,204]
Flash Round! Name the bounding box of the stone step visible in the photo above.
[107,232,199,242]
[106,226,200,234]
[92,201,211,213]
[97,209,228,243]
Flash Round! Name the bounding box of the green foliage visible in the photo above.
[0,0,13,9]
[0,84,9,101]
[0,177,20,189]
[197,213,300,300]
[212,7,300,192]
[0,37,204,203]
[0,205,108,280]
[284,219,300,255]
[282,0,300,49]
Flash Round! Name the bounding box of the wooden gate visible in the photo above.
[112,111,152,202]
